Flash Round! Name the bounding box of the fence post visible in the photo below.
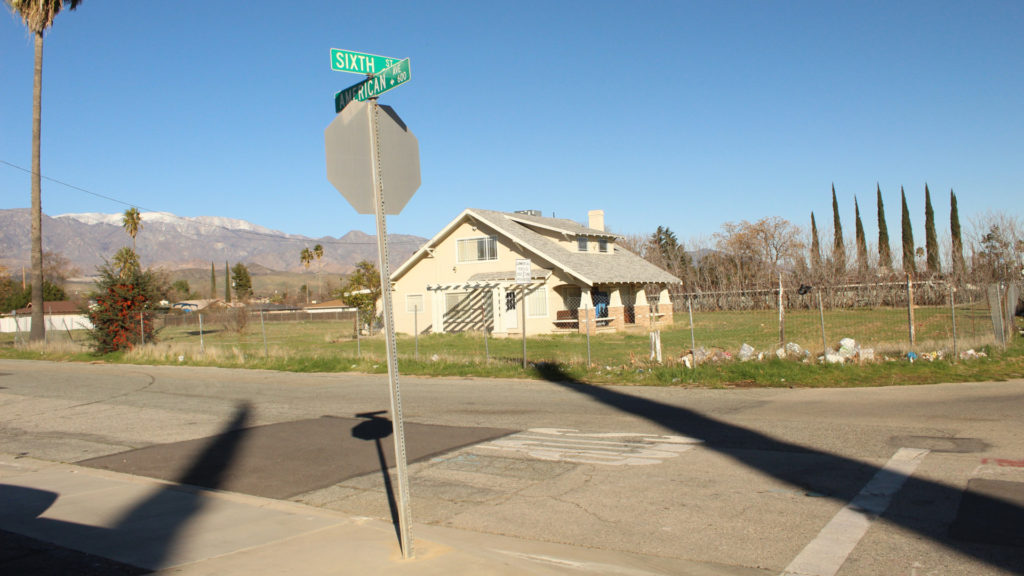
[817,291,827,358]
[260,310,268,358]
[778,273,785,346]
[906,274,916,351]
[356,309,361,358]
[13,311,22,347]
[996,285,1007,350]
[687,297,696,370]
[949,284,958,360]
[199,313,205,354]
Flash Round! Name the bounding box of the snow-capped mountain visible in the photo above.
[0,209,423,274]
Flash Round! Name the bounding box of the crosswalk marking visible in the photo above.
[781,447,930,576]
[476,428,702,466]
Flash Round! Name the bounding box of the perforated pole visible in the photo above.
[369,97,414,559]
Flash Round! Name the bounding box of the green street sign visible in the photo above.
[331,48,401,75]
[334,58,411,113]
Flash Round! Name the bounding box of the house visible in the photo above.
[171,299,219,313]
[3,300,92,334]
[390,209,681,336]
[302,299,356,314]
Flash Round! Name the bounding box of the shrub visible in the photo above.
[86,260,160,353]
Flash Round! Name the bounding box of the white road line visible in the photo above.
[475,428,701,466]
[781,447,930,576]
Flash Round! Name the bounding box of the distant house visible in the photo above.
[13,300,81,316]
[303,299,356,314]
[390,209,680,336]
[171,299,219,313]
[2,300,91,333]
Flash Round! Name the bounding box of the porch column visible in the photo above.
[432,289,445,334]
[607,287,625,330]
[657,287,674,326]
[634,287,652,326]
[491,286,504,334]
[578,286,595,334]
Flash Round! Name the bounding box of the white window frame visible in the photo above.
[406,294,424,314]
[456,236,498,263]
[526,286,548,317]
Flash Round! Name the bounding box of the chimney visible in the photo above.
[587,209,605,232]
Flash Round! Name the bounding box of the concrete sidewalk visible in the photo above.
[0,454,736,576]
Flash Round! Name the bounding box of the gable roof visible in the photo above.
[392,209,681,287]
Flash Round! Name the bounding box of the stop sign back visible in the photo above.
[325,99,420,215]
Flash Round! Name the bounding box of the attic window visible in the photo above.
[598,239,608,253]
[577,236,588,252]
[457,236,497,262]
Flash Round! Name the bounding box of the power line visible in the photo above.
[0,159,423,246]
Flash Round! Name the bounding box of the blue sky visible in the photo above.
[2,1,1021,250]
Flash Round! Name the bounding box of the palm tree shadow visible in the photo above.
[532,363,1024,573]
[352,411,401,542]
[0,403,253,572]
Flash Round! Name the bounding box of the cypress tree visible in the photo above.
[210,261,216,299]
[854,196,868,274]
[810,212,822,274]
[950,189,965,278]
[877,184,892,270]
[831,184,846,274]
[901,187,916,275]
[924,184,940,274]
[225,261,230,302]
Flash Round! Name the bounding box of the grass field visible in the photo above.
[2,304,1020,388]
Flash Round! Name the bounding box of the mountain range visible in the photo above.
[0,209,425,277]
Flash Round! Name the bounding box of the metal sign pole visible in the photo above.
[369,97,414,560]
[521,285,527,370]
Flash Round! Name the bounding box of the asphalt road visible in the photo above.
[1,359,1022,575]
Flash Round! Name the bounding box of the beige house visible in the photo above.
[390,209,681,336]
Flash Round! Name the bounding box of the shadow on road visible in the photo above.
[0,402,252,573]
[532,362,1024,573]
[352,410,401,542]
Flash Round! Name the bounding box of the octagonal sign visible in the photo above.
[325,99,420,215]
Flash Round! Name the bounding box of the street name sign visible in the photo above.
[334,58,411,113]
[330,48,401,75]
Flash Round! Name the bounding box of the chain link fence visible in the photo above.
[669,280,1018,363]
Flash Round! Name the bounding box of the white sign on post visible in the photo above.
[515,259,532,285]
[515,258,531,369]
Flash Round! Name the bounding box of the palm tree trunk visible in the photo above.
[29,31,45,341]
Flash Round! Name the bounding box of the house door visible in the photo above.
[621,286,636,324]
[503,289,518,330]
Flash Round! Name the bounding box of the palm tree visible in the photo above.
[111,246,140,280]
[313,244,324,300]
[122,207,142,250]
[300,248,313,303]
[5,0,84,341]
